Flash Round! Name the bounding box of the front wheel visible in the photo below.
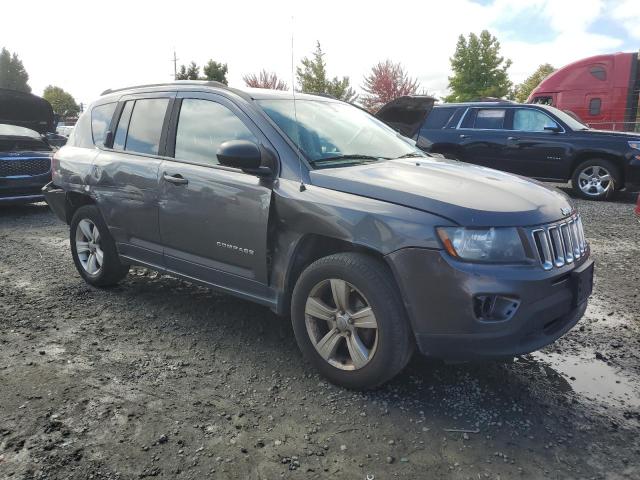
[291,253,414,390]
[571,159,620,200]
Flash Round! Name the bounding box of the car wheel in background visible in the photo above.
[571,159,620,200]
[70,205,129,287]
[291,253,414,390]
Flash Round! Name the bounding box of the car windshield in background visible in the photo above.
[257,99,423,166]
[540,105,589,130]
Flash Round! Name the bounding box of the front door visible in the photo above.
[498,107,570,180]
[158,93,273,301]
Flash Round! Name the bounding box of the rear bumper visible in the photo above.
[386,248,593,361]
[42,182,68,222]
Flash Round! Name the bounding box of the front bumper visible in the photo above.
[386,248,593,360]
[0,175,50,203]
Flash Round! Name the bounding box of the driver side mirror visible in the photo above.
[217,140,272,177]
[544,124,562,133]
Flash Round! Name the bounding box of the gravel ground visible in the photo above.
[1,186,639,479]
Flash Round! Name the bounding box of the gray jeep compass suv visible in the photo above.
[44,81,594,389]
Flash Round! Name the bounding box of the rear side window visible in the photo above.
[174,99,257,165]
[422,107,457,129]
[124,98,169,155]
[474,109,506,129]
[91,102,117,146]
[589,98,602,115]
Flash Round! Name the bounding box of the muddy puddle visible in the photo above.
[525,350,640,409]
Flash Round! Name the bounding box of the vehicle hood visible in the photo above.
[374,96,435,139]
[0,88,55,134]
[309,157,574,227]
[574,129,640,140]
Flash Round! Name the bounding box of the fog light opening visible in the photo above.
[473,295,520,321]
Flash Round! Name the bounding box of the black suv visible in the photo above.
[44,82,593,389]
[377,99,640,200]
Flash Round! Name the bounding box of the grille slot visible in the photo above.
[0,158,51,178]
[531,215,587,270]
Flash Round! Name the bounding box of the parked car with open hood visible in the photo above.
[44,81,593,389]
[0,88,56,204]
[376,97,640,200]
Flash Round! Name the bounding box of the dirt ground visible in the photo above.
[1,186,639,480]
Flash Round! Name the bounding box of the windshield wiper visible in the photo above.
[393,152,425,159]
[310,154,389,164]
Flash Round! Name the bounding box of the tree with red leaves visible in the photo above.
[360,60,420,112]
[243,70,288,90]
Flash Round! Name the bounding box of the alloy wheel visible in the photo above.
[75,219,103,275]
[578,165,612,197]
[304,278,379,371]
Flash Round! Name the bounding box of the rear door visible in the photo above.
[92,93,174,265]
[455,107,509,168]
[498,107,570,180]
[157,92,274,301]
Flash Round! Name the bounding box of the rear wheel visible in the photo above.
[70,205,129,287]
[291,253,413,390]
[571,159,620,200]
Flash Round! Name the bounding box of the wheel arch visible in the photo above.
[571,151,625,185]
[63,191,97,224]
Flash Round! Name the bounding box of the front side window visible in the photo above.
[474,109,506,129]
[174,99,257,165]
[513,109,559,132]
[124,98,169,155]
[257,99,421,165]
[91,102,116,146]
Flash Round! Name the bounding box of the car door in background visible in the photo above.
[498,107,570,180]
[454,107,509,168]
[158,93,274,303]
[92,93,173,265]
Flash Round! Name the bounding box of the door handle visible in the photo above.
[163,173,188,185]
[507,136,519,141]
[459,134,469,139]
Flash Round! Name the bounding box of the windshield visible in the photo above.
[257,99,423,165]
[538,105,589,130]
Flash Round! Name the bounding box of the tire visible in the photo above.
[291,252,414,390]
[571,159,620,200]
[70,205,129,287]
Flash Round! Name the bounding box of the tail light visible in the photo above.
[51,151,59,176]
[635,193,640,219]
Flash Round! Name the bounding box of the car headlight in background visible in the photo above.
[437,227,526,262]
[629,141,640,151]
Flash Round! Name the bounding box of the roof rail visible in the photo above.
[101,80,228,96]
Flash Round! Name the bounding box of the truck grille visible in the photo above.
[0,158,51,178]
[531,216,587,270]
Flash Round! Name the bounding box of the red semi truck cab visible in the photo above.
[528,52,639,132]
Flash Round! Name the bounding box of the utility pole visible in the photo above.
[171,50,179,80]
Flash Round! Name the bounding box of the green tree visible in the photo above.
[297,41,357,102]
[445,30,512,102]
[43,85,79,117]
[203,60,228,85]
[176,61,200,80]
[0,47,31,93]
[512,63,555,103]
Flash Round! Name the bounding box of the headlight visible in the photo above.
[436,227,526,262]
[629,141,640,151]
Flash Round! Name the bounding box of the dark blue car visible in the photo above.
[0,89,55,204]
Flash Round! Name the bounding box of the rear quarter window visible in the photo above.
[91,102,117,146]
[69,110,94,148]
[422,107,458,129]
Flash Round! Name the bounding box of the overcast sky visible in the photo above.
[3,0,638,106]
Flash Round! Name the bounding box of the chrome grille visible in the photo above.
[532,215,587,270]
[0,158,51,178]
